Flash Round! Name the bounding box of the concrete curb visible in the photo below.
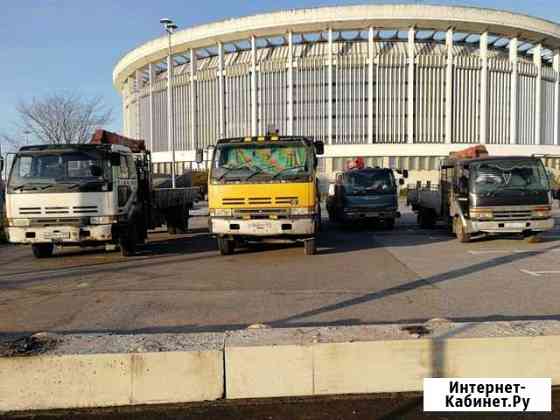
[2,321,560,412]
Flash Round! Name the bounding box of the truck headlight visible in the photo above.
[290,207,314,216]
[8,218,30,227]
[532,207,551,219]
[90,216,117,225]
[471,209,493,220]
[209,208,233,217]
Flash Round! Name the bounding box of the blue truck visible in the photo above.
[326,166,407,229]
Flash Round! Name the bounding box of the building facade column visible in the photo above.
[218,42,226,139]
[554,51,560,146]
[509,38,518,145]
[148,64,155,151]
[445,28,454,144]
[287,31,294,136]
[368,27,375,144]
[251,36,258,136]
[479,32,488,145]
[190,49,198,151]
[534,44,543,145]
[407,27,415,144]
[328,28,334,144]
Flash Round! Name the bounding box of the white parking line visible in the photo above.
[520,269,560,277]
[468,250,528,255]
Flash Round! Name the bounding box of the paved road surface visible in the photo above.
[5,392,560,420]
[2,205,560,336]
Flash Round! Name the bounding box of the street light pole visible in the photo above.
[160,18,178,188]
[23,130,31,145]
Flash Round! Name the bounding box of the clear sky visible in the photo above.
[1,0,559,148]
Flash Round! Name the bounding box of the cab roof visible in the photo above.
[216,135,314,145]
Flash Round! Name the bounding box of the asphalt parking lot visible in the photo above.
[1,203,560,337]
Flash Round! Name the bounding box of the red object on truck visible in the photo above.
[346,157,366,170]
[90,129,146,153]
[449,145,488,160]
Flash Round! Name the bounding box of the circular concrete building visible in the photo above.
[113,4,560,182]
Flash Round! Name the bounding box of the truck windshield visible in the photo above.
[7,150,111,193]
[344,170,395,195]
[470,159,549,195]
[211,141,312,183]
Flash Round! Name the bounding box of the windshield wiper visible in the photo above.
[216,165,253,181]
[11,183,54,191]
[244,166,265,180]
[272,165,307,180]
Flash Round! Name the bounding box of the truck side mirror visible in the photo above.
[196,149,204,164]
[458,176,468,194]
[403,169,409,179]
[314,141,324,156]
[335,173,344,184]
[110,153,121,167]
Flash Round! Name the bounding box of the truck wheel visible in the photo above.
[217,237,234,255]
[418,209,436,229]
[525,234,542,244]
[32,244,54,259]
[304,237,317,256]
[175,208,189,234]
[384,218,396,230]
[120,225,137,257]
[328,209,336,223]
[454,217,471,243]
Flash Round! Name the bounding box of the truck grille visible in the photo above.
[45,206,70,215]
[222,198,245,206]
[275,196,299,205]
[18,206,99,216]
[73,206,98,214]
[222,197,299,206]
[19,207,41,215]
[234,208,290,219]
[492,210,533,220]
[248,197,272,205]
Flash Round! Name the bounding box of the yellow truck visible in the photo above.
[208,135,324,255]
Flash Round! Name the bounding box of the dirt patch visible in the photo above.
[0,333,59,357]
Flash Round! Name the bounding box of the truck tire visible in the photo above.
[454,217,471,243]
[175,208,189,234]
[418,209,436,229]
[384,218,396,230]
[32,243,54,259]
[120,224,137,257]
[304,237,317,256]
[167,209,177,235]
[217,237,234,255]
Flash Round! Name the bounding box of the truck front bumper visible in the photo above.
[6,224,113,245]
[342,209,400,220]
[210,217,316,236]
[468,218,554,234]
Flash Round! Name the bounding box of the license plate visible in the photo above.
[251,222,272,232]
[44,232,70,240]
[505,222,525,229]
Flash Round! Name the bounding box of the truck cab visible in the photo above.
[4,143,141,257]
[408,146,555,242]
[4,130,200,258]
[208,135,324,255]
[326,166,406,229]
[442,155,554,241]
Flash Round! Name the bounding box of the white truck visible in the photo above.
[407,146,555,242]
[3,130,201,257]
